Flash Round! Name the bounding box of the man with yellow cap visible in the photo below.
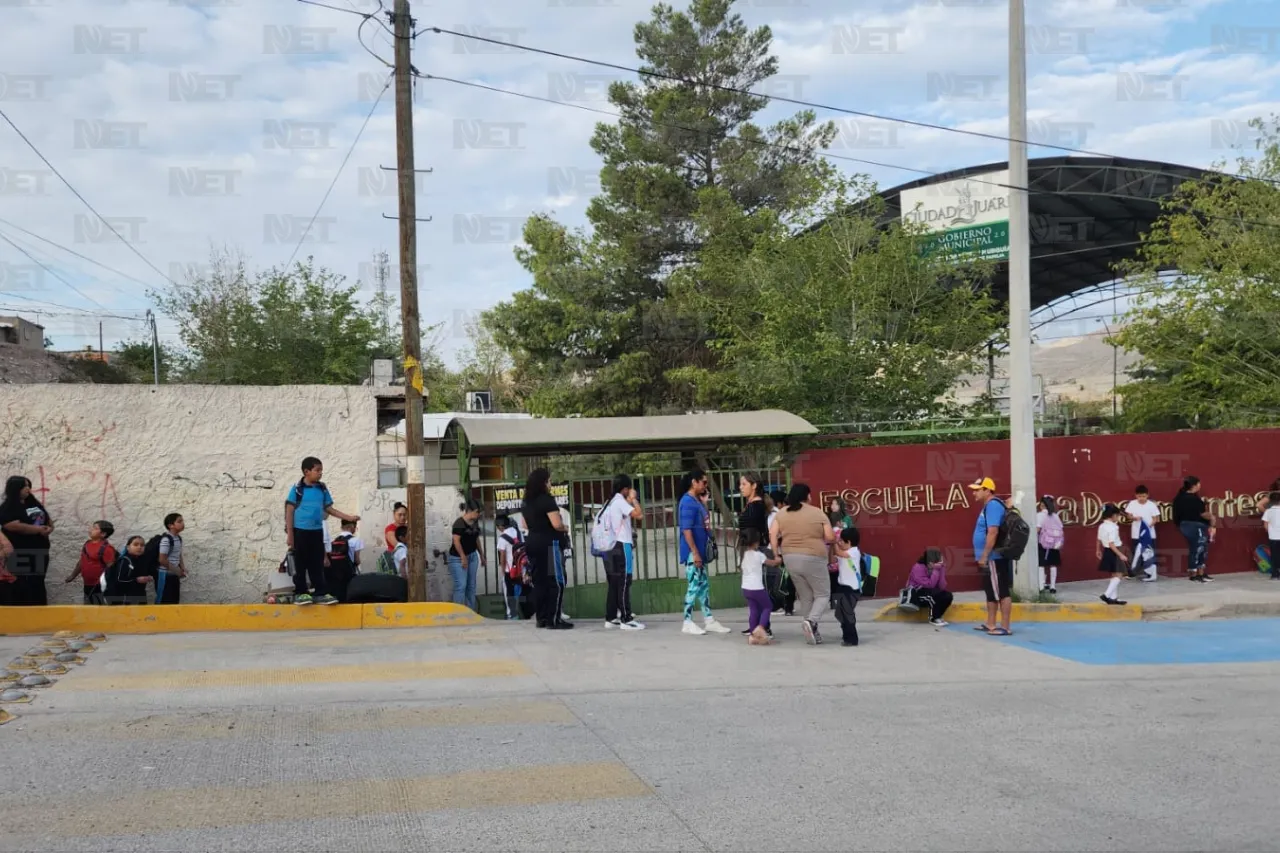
[970,477,1012,635]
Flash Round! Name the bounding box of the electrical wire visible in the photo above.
[0,231,109,308]
[285,70,393,269]
[0,107,177,288]
[416,71,1280,234]
[0,217,158,292]
[421,26,1280,189]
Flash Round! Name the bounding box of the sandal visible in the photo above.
[988,627,1012,636]
[973,624,994,632]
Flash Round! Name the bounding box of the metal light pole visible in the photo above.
[1007,0,1039,599]
[145,309,159,385]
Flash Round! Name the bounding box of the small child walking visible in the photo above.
[832,527,863,647]
[65,520,116,604]
[1036,496,1064,593]
[740,528,781,645]
[1098,504,1130,605]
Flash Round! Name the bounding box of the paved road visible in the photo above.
[2,611,1277,851]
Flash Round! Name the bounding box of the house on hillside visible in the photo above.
[0,316,45,350]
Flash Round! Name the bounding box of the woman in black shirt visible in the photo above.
[522,467,572,629]
[0,475,54,606]
[449,499,485,611]
[1172,475,1215,582]
[737,472,777,634]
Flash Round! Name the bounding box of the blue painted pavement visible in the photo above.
[948,618,1280,665]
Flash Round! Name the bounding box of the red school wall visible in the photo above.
[790,429,1280,596]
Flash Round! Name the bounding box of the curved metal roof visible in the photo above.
[867,155,1223,310]
[446,409,817,456]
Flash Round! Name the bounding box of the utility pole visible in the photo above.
[98,322,104,361]
[392,0,430,602]
[1007,0,1038,600]
[146,310,160,385]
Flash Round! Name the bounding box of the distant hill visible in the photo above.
[0,345,132,384]
[952,330,1140,405]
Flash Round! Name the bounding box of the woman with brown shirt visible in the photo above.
[770,482,835,645]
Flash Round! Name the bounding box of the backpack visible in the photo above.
[136,533,171,576]
[859,553,880,597]
[377,549,399,576]
[78,541,115,590]
[330,533,353,565]
[1038,513,1064,550]
[995,505,1031,561]
[590,502,619,558]
[501,530,528,580]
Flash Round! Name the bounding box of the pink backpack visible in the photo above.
[1039,513,1064,549]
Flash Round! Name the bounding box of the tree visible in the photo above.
[114,338,176,383]
[1113,115,1280,430]
[484,0,835,416]
[669,176,1003,424]
[151,248,396,385]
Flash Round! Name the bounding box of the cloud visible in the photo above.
[0,0,1276,361]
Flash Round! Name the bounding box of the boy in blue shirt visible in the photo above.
[285,456,360,605]
[679,469,730,635]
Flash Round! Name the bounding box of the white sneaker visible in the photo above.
[620,620,645,630]
[703,618,731,634]
[561,611,573,621]
[682,620,706,635]
[605,619,620,628]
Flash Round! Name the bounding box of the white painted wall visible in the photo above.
[0,385,465,604]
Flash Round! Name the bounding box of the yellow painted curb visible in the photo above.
[873,601,1143,623]
[0,603,483,636]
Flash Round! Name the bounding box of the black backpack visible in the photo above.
[330,533,353,566]
[995,505,1031,561]
[136,533,171,575]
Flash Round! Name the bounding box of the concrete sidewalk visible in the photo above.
[950,569,1280,619]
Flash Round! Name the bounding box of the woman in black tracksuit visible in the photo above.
[522,467,573,629]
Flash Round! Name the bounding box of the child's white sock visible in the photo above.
[1104,577,1121,599]
[1039,567,1046,589]
[1049,566,1058,588]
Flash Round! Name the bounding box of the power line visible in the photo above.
[0,303,147,323]
[417,71,1280,233]
[0,217,159,293]
[285,69,393,268]
[0,107,177,288]
[422,26,1280,189]
[0,231,108,308]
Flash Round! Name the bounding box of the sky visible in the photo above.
[0,0,1277,365]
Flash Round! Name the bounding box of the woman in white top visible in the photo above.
[600,473,645,630]
[1097,504,1130,605]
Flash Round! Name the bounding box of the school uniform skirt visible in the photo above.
[1038,545,1061,567]
[1098,549,1120,574]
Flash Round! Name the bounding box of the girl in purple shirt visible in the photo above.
[904,547,954,626]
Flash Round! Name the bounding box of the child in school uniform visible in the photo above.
[832,527,863,647]
[1036,496,1064,593]
[1097,504,1130,605]
[104,535,153,605]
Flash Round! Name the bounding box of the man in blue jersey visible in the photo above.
[971,477,1012,636]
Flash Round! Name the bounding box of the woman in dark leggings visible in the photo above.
[522,468,573,629]
[1172,475,1216,582]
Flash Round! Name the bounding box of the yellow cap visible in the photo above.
[968,477,996,491]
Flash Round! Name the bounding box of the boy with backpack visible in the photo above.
[154,513,186,604]
[496,514,527,620]
[376,525,408,578]
[64,520,116,604]
[326,520,361,602]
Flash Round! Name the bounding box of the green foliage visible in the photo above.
[671,177,1002,424]
[484,0,835,417]
[1114,115,1280,430]
[113,338,175,383]
[151,249,397,385]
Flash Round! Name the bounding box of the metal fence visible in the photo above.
[470,466,790,597]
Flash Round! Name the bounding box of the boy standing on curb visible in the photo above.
[285,457,360,606]
[156,513,186,605]
[65,520,116,604]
